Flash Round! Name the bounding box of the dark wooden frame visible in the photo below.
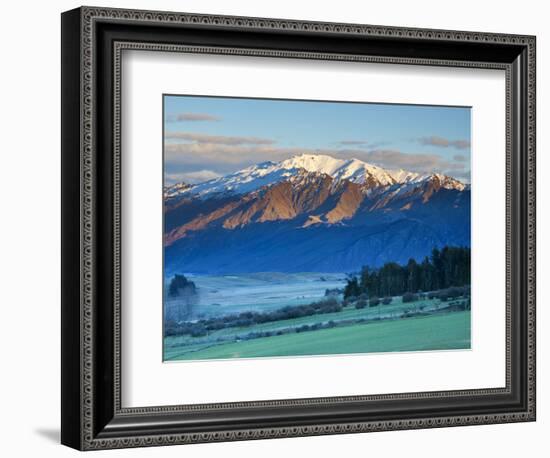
[61,6,536,450]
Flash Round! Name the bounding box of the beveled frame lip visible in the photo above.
[61,6,536,451]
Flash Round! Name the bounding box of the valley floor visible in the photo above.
[164,309,470,361]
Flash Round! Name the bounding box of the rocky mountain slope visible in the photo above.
[164,154,470,274]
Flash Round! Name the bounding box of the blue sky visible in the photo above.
[164,95,471,185]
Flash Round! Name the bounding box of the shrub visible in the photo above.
[369,296,380,307]
[168,274,196,297]
[234,318,255,327]
[205,319,225,331]
[446,286,464,299]
[322,296,339,307]
[164,320,179,336]
[355,299,367,309]
[382,296,392,305]
[402,292,418,303]
[190,324,207,338]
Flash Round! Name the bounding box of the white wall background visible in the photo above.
[0,0,545,456]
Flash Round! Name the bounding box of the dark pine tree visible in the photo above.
[343,246,470,299]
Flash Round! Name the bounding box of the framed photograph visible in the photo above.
[61,6,536,450]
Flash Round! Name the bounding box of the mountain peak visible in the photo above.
[280,153,343,172]
[280,153,397,187]
[426,173,466,191]
[165,153,466,199]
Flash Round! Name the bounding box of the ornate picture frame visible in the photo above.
[61,6,536,450]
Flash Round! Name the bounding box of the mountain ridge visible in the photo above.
[164,153,466,200]
[163,153,470,274]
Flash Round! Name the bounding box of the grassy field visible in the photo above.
[163,297,443,354]
[164,310,470,361]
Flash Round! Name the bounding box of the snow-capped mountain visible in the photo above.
[163,153,470,274]
[163,182,191,198]
[164,153,465,201]
[278,154,397,186]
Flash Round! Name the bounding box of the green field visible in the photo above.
[164,297,435,346]
[164,310,470,361]
[163,297,445,358]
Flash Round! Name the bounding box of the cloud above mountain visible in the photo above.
[418,136,471,150]
[166,112,222,122]
[165,170,223,185]
[338,140,369,146]
[165,132,470,182]
[348,149,466,176]
[165,131,275,145]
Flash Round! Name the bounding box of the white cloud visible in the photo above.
[418,136,470,150]
[165,131,275,145]
[165,170,222,185]
[453,154,468,162]
[338,140,369,146]
[166,112,221,122]
[164,131,470,181]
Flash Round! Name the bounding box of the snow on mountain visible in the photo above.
[411,173,466,191]
[280,154,399,186]
[388,168,421,183]
[177,161,297,198]
[166,153,465,199]
[164,182,191,198]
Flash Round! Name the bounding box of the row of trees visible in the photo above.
[344,246,471,299]
[165,297,342,337]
